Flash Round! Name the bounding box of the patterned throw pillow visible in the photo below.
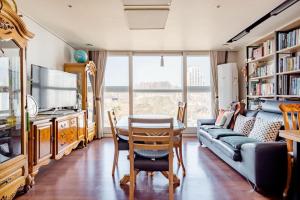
[233,115,256,136]
[248,118,282,142]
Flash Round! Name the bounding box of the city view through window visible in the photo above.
[103,53,212,130]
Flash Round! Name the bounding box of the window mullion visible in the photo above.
[129,52,133,115]
[183,52,188,126]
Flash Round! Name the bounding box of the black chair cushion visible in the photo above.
[118,137,129,150]
[134,154,169,171]
[220,136,258,150]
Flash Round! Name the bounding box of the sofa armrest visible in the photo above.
[241,142,287,193]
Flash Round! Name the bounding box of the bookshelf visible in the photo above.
[246,18,300,109]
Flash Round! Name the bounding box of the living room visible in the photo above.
[1,0,300,200]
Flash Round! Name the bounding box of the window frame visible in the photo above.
[102,51,211,135]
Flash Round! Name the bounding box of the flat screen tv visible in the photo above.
[31,65,77,111]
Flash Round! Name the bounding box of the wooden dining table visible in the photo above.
[115,114,185,186]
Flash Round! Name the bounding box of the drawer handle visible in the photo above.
[0,177,12,186]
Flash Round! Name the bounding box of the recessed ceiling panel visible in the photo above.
[123,0,171,6]
[125,8,169,29]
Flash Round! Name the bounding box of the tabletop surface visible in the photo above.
[116,115,185,132]
[279,130,300,142]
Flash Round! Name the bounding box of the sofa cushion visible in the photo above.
[248,118,282,142]
[213,140,242,161]
[233,115,256,136]
[206,128,244,139]
[220,136,258,150]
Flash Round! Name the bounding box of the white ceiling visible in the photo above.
[18,0,300,51]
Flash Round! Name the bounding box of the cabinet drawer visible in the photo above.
[0,176,25,199]
[0,169,22,189]
[70,118,77,127]
[57,120,77,153]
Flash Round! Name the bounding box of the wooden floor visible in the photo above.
[17,138,278,200]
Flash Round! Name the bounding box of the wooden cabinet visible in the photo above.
[0,1,34,199]
[28,111,86,185]
[64,62,96,143]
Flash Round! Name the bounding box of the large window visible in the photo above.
[103,52,211,132]
[103,56,129,127]
[133,56,182,117]
[187,55,212,127]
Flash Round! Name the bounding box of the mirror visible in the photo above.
[87,73,95,124]
[0,40,22,163]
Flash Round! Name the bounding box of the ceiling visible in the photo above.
[18,0,300,51]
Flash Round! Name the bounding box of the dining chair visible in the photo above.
[279,103,300,197]
[128,117,176,200]
[175,102,186,176]
[108,110,129,176]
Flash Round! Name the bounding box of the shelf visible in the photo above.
[276,70,300,75]
[277,95,300,98]
[277,44,300,54]
[247,53,275,64]
[249,74,274,81]
[247,95,275,99]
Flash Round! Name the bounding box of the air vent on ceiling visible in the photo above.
[125,8,169,30]
[123,0,171,6]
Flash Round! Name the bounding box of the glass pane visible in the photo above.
[133,92,182,116]
[0,40,22,163]
[87,74,95,124]
[104,56,129,127]
[133,56,182,90]
[187,55,212,127]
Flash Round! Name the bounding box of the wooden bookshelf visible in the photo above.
[276,44,300,54]
[245,18,300,108]
[246,53,274,64]
[249,74,274,81]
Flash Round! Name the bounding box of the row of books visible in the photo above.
[278,28,300,50]
[249,82,274,96]
[247,40,274,61]
[290,76,300,95]
[250,63,274,78]
[278,53,300,73]
[278,75,289,95]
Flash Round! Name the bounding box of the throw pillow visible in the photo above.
[223,111,234,129]
[215,110,226,126]
[248,118,282,142]
[233,115,255,136]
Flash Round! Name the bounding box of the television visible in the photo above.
[31,65,78,111]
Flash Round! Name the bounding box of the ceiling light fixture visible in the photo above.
[270,0,299,16]
[86,43,94,47]
[227,0,300,43]
[67,5,72,8]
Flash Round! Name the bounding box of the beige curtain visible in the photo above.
[89,50,107,138]
[209,51,227,118]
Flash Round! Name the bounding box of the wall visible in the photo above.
[23,16,74,73]
[236,48,247,101]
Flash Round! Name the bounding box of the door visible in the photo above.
[34,122,53,164]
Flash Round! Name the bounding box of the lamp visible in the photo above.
[160,55,164,67]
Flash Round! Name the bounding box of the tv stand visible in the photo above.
[28,110,87,186]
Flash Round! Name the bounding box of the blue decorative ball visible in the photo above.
[74,50,88,63]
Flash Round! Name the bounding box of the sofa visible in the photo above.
[197,100,288,194]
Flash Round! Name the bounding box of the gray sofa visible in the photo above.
[197,100,288,194]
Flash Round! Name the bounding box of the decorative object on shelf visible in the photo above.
[27,95,38,117]
[74,50,88,63]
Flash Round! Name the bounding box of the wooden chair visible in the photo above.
[279,103,300,197]
[108,110,129,176]
[175,102,186,176]
[128,117,176,200]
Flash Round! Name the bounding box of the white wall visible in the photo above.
[23,16,74,72]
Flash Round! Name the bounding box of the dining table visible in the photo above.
[115,114,185,186]
[279,130,300,200]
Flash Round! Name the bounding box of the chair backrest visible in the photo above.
[128,118,174,152]
[108,110,119,144]
[279,103,300,152]
[177,102,187,123]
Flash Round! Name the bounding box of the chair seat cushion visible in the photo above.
[134,154,169,171]
[118,137,129,150]
[206,128,244,139]
[117,134,128,141]
[134,149,169,159]
[220,136,258,150]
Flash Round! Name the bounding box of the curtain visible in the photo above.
[209,51,226,118]
[89,50,107,138]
